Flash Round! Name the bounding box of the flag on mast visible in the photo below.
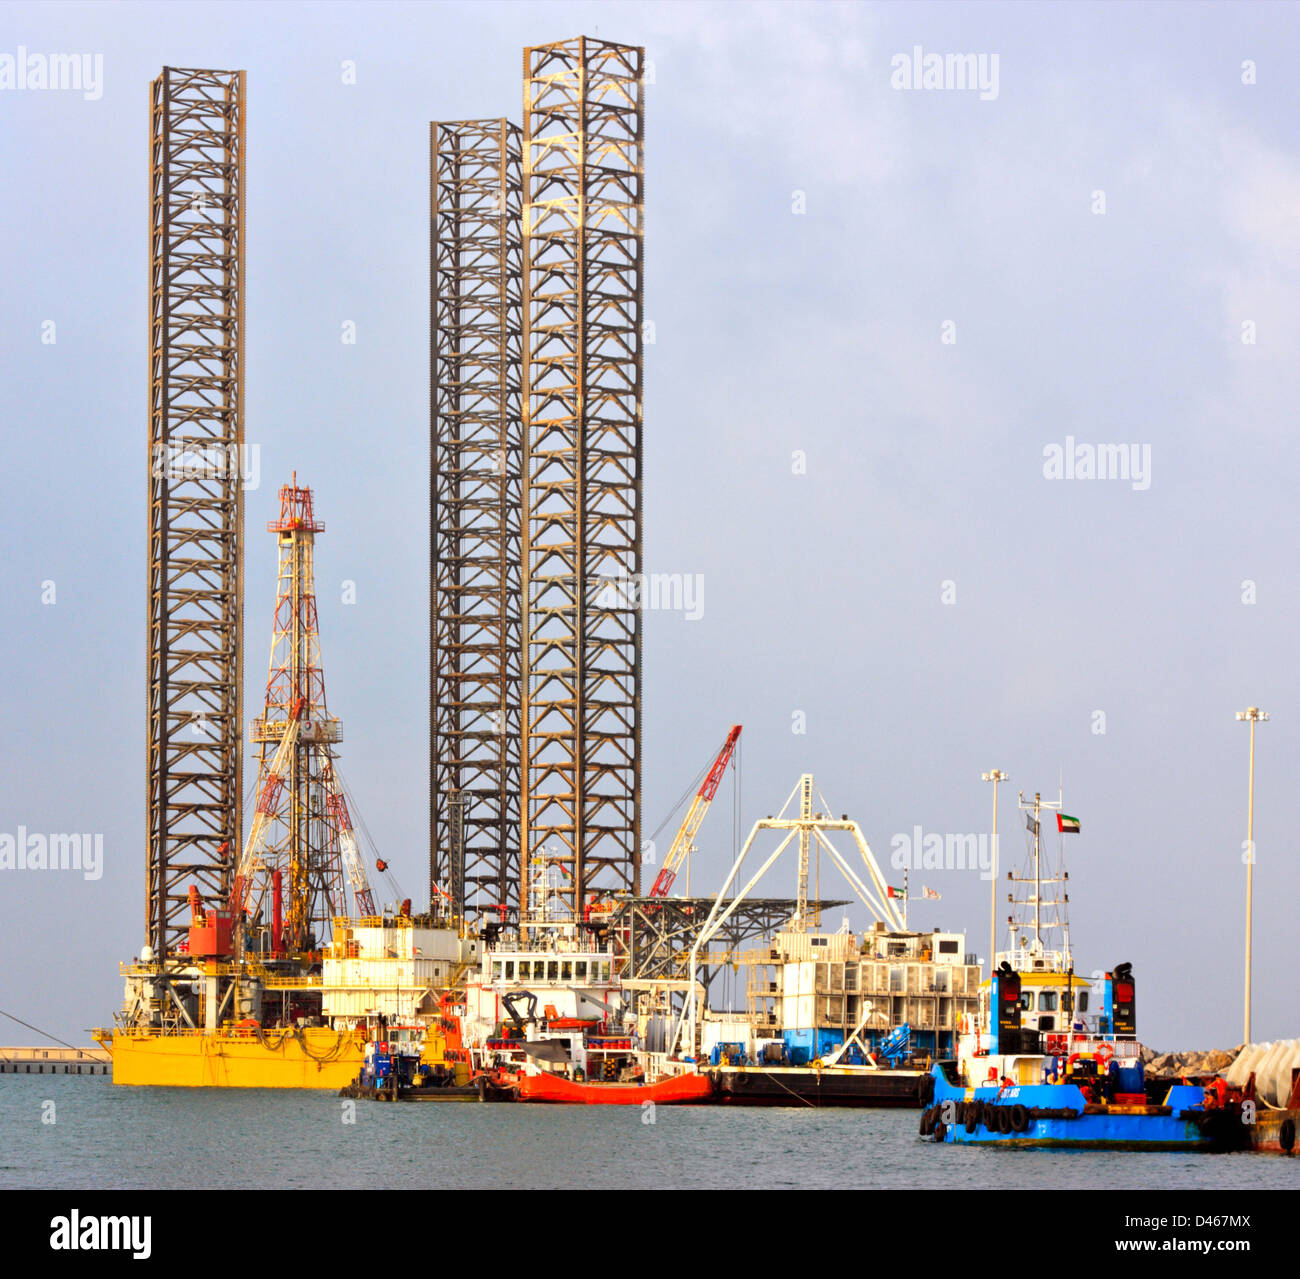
[1057,813,1081,834]
[886,885,906,899]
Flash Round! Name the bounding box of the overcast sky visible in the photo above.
[2,0,1298,1049]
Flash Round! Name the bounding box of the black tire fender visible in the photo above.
[1280,1117,1296,1153]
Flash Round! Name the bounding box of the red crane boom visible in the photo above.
[649,725,742,898]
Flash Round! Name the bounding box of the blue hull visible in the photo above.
[926,1065,1216,1151]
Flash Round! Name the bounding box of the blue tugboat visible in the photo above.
[920,790,1237,1151]
[922,963,1232,1149]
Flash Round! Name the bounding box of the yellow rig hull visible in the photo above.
[98,1027,366,1089]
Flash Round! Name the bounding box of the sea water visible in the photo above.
[2,1075,1299,1190]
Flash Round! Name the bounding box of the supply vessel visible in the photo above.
[456,855,713,1104]
[920,790,1236,1149]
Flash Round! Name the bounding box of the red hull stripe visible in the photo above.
[515,1072,713,1105]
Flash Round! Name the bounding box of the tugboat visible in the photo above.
[923,961,1236,1149]
[922,790,1237,1150]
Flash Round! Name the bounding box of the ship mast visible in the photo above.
[1008,787,1072,970]
[1033,792,1041,946]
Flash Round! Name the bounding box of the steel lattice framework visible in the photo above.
[430,120,523,926]
[520,38,645,921]
[146,67,246,960]
[614,898,851,993]
[249,479,345,953]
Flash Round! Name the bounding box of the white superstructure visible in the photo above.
[320,917,477,1020]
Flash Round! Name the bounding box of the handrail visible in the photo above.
[119,960,322,986]
[113,1024,369,1041]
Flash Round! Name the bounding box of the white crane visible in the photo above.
[670,773,905,1058]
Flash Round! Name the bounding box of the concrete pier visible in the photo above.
[0,1046,111,1076]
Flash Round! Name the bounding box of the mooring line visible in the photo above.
[0,1008,83,1052]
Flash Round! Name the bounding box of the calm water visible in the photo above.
[3,1076,1300,1190]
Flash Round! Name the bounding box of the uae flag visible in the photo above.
[1057,813,1081,834]
[886,885,906,899]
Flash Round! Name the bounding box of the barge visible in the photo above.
[710,1061,929,1107]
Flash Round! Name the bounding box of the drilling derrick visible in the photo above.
[146,67,246,961]
[247,477,346,955]
[520,38,646,920]
[430,119,523,928]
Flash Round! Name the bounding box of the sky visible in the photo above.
[1,0,1298,1050]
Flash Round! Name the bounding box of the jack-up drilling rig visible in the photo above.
[103,470,397,1084]
[100,62,481,1089]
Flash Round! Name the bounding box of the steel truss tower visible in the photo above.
[146,67,246,960]
[249,479,346,953]
[520,37,645,921]
[430,119,523,926]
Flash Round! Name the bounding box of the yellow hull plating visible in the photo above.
[99,1028,365,1089]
